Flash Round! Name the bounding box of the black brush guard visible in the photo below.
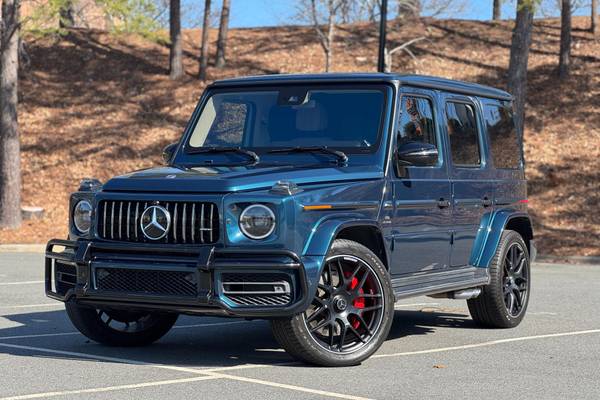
[45,239,309,318]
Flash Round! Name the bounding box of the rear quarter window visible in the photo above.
[483,101,521,169]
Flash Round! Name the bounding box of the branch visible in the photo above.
[388,36,427,56]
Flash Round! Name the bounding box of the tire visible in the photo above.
[65,301,178,346]
[271,239,395,367]
[468,230,531,328]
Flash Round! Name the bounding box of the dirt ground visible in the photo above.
[1,16,598,256]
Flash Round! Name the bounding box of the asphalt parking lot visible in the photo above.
[1,252,599,400]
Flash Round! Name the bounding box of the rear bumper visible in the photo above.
[45,239,311,318]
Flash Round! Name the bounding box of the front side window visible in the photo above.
[483,101,521,169]
[397,96,437,147]
[446,102,481,166]
[187,86,387,153]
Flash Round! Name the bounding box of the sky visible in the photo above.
[181,0,593,29]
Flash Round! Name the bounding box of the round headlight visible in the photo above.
[73,200,92,234]
[239,204,276,240]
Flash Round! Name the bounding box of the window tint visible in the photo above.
[483,101,521,169]
[446,102,481,166]
[397,96,436,147]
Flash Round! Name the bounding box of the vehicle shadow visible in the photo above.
[0,307,475,368]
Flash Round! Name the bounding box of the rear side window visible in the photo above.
[483,101,521,169]
[446,102,481,166]
[397,96,436,147]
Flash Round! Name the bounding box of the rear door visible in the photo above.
[387,88,453,276]
[442,94,495,267]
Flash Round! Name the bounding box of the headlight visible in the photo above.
[73,200,92,234]
[239,204,276,240]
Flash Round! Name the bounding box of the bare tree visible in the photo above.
[169,0,183,79]
[592,0,598,35]
[493,0,501,20]
[507,0,536,140]
[198,0,211,80]
[297,0,345,72]
[558,0,571,79]
[397,0,421,18]
[215,0,230,68]
[0,0,22,228]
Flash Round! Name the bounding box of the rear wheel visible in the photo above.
[65,302,178,346]
[468,230,531,328]
[271,239,394,367]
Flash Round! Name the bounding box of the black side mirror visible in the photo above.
[396,141,438,167]
[162,143,178,165]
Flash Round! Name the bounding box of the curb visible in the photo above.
[0,244,46,253]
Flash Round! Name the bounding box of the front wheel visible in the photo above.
[271,239,395,367]
[66,301,178,346]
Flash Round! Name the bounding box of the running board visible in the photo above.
[391,267,490,300]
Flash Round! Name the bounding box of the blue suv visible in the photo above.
[45,73,535,366]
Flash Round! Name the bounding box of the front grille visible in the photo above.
[95,267,197,297]
[97,200,219,244]
[220,272,293,307]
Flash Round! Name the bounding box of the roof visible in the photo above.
[211,73,512,101]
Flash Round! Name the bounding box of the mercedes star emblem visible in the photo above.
[140,205,171,240]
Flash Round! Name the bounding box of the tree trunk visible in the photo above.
[215,0,230,68]
[506,0,534,141]
[591,0,598,35]
[198,0,211,80]
[0,0,22,229]
[169,0,183,80]
[492,0,501,20]
[558,0,571,79]
[59,0,74,28]
[325,8,335,72]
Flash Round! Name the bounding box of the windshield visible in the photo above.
[186,85,387,154]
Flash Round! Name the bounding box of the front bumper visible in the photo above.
[45,239,311,318]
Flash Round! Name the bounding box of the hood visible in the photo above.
[102,164,384,193]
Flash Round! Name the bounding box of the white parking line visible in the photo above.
[1,328,599,400]
[0,321,253,341]
[0,281,44,286]
[0,304,63,310]
[371,329,600,359]
[0,376,222,400]
[394,302,440,308]
[202,371,373,400]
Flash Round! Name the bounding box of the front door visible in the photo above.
[442,95,494,267]
[387,89,452,276]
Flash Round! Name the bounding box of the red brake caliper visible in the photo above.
[349,275,365,329]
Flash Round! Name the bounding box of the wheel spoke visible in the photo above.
[360,293,382,298]
[328,323,335,347]
[507,292,516,314]
[348,324,366,343]
[309,319,330,333]
[338,323,347,351]
[307,306,327,323]
[360,304,383,313]
[355,314,373,336]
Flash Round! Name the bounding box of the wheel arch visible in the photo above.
[471,210,534,268]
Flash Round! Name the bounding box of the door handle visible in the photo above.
[437,198,451,209]
[482,197,492,208]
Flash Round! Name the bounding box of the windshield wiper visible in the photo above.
[267,146,348,165]
[185,146,260,165]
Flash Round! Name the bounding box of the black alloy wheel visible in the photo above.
[502,242,529,317]
[304,254,385,353]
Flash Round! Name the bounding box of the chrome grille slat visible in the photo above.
[182,203,187,243]
[98,200,218,244]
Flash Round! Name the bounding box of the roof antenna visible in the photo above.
[377,0,388,73]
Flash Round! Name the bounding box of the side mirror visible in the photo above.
[396,141,438,167]
[162,143,178,165]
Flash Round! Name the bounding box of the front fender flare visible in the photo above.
[300,215,384,303]
[471,209,532,268]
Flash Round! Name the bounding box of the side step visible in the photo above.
[392,266,489,300]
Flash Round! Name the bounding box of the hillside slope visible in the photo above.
[2,16,599,256]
